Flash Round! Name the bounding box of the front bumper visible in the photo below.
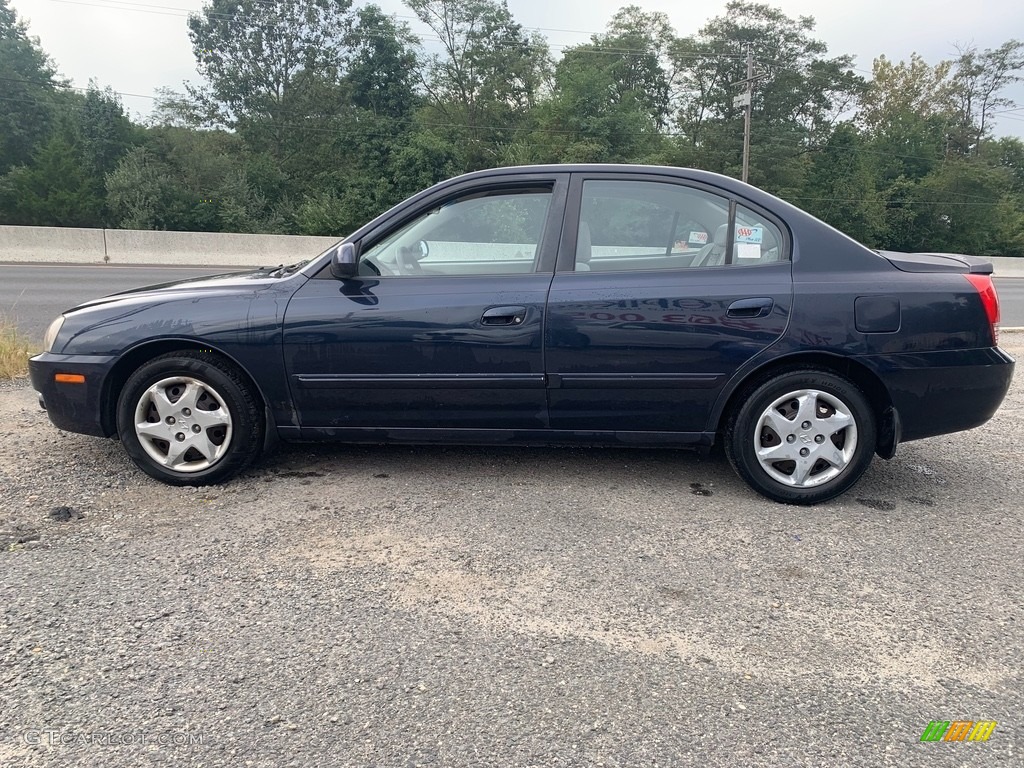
[858,346,1015,443]
[29,353,119,438]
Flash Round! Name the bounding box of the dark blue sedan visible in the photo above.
[29,165,1014,503]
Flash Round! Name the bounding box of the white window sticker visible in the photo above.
[735,242,762,260]
[688,231,709,245]
[735,226,763,244]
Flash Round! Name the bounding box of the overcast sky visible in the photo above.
[9,0,1024,135]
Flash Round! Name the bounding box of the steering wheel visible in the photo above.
[396,246,422,275]
[396,240,429,276]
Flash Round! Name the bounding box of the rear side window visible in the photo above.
[574,180,786,272]
[733,204,785,265]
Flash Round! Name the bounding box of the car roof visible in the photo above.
[451,163,739,185]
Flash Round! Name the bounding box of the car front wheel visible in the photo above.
[116,351,263,485]
[725,370,877,505]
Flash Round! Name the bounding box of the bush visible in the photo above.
[0,317,32,379]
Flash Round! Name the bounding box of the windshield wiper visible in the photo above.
[266,260,309,278]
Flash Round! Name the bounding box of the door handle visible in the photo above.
[481,306,528,326]
[727,298,774,319]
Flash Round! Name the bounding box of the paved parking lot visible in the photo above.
[1,340,1022,767]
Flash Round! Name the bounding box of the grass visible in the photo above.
[0,316,34,380]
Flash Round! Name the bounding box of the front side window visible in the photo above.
[361,187,552,277]
[574,180,785,272]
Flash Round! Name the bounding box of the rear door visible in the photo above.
[545,172,793,436]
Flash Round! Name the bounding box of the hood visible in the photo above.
[64,264,309,314]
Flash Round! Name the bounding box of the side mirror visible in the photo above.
[329,242,358,279]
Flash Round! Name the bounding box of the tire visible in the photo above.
[116,351,264,486]
[724,369,876,505]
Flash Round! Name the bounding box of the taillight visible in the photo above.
[965,274,1000,345]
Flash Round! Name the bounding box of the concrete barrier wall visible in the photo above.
[991,257,1024,277]
[2,225,1024,274]
[0,225,339,267]
[1,226,108,264]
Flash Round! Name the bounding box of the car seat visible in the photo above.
[690,223,729,268]
[576,222,592,271]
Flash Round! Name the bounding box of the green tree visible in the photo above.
[105,146,188,230]
[215,169,284,233]
[859,54,953,181]
[0,0,62,174]
[989,136,1024,192]
[948,40,1024,156]
[406,0,550,169]
[287,6,424,236]
[873,160,1014,256]
[0,83,132,227]
[534,46,666,164]
[990,195,1024,256]
[917,159,1015,255]
[106,129,250,231]
[671,1,864,193]
[73,83,137,223]
[801,123,884,244]
[344,4,420,121]
[530,7,676,164]
[0,123,101,226]
[386,131,462,199]
[599,5,675,129]
[186,0,355,159]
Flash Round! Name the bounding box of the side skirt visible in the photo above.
[286,426,714,450]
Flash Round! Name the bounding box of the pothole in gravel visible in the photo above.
[0,528,41,548]
[49,505,85,522]
[855,497,897,511]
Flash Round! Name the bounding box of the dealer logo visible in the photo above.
[920,721,997,742]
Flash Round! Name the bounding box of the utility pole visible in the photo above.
[741,46,753,183]
[731,45,757,184]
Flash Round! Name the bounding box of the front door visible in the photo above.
[283,176,567,432]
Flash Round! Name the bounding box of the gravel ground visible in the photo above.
[1,341,1022,767]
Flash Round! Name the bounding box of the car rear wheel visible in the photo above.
[116,351,263,485]
[725,370,876,505]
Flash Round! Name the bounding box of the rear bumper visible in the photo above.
[29,353,118,438]
[858,346,1015,442]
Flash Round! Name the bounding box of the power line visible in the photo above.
[785,196,1006,206]
[0,75,159,101]
[0,112,1009,207]
[63,0,747,51]
[1,87,1013,186]
[1,77,1014,173]
[43,0,840,66]
[48,0,187,17]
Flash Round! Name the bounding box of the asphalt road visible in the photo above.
[3,265,1024,342]
[0,264,242,340]
[0,341,1022,767]
[995,277,1024,327]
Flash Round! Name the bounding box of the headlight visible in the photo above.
[43,316,65,353]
